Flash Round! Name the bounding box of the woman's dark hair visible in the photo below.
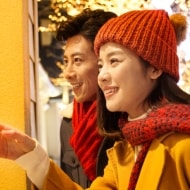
[97,88,123,139]
[97,59,190,139]
[56,8,117,44]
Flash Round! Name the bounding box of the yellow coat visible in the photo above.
[43,132,190,190]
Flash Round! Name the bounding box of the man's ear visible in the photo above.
[147,66,163,79]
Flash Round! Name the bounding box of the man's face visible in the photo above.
[64,35,98,103]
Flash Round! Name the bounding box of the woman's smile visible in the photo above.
[103,87,118,98]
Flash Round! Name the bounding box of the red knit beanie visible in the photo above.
[94,10,187,82]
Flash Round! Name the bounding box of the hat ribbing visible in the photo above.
[94,10,179,81]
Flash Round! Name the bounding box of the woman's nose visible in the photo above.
[98,69,110,83]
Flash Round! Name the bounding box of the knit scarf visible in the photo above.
[70,99,103,181]
[119,103,190,190]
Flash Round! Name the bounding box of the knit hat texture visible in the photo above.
[94,10,179,81]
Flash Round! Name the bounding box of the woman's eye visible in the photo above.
[74,57,82,63]
[110,58,118,64]
[98,64,102,72]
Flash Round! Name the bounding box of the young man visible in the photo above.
[57,9,117,188]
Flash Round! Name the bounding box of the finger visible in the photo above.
[0,123,16,131]
[0,133,8,158]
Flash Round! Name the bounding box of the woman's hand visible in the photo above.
[0,123,36,160]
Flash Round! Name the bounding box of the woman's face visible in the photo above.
[98,42,158,118]
[64,35,98,103]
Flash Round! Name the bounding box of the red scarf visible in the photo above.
[70,99,103,181]
[120,104,190,190]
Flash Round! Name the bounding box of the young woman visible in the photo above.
[94,9,190,190]
[0,9,190,190]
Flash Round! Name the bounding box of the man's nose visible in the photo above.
[64,64,75,80]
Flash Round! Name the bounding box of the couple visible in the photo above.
[1,9,190,190]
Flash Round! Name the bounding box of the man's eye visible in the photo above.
[63,60,68,67]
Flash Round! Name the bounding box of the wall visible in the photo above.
[0,0,31,189]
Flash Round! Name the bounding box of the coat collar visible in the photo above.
[136,132,174,189]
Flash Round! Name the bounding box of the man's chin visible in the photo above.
[74,96,85,103]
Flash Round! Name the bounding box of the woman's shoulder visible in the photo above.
[149,132,190,163]
[158,132,190,152]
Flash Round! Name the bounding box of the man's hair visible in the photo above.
[56,8,117,44]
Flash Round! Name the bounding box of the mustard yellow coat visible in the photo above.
[43,132,190,190]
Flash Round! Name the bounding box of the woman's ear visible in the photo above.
[147,66,163,79]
